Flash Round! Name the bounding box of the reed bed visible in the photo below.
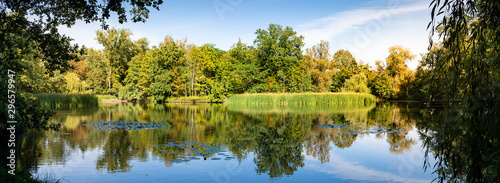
[96,95,118,100]
[226,102,376,115]
[226,92,376,105]
[165,96,209,103]
[35,93,99,108]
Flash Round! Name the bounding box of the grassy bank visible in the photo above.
[35,93,99,108]
[226,93,376,105]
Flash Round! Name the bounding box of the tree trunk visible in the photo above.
[108,69,112,89]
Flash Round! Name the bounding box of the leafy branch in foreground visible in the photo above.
[421,0,500,182]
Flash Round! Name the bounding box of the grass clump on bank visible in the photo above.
[96,95,118,100]
[35,93,98,108]
[226,92,376,105]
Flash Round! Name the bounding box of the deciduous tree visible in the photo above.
[254,24,305,93]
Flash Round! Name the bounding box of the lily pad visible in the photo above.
[84,121,168,130]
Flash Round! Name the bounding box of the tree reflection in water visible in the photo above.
[253,113,310,178]
[96,130,133,173]
[16,102,447,180]
[419,106,500,182]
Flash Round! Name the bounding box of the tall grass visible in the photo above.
[96,95,118,100]
[226,102,376,115]
[226,92,376,105]
[35,93,99,108]
[166,96,209,103]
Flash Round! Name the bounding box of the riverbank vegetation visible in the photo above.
[13,24,424,103]
[35,93,98,108]
[227,93,375,105]
[226,102,376,114]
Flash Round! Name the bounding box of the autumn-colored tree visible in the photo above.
[385,45,415,98]
[303,40,334,92]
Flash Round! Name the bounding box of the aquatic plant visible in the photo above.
[35,93,98,108]
[153,141,235,163]
[226,93,376,105]
[82,121,168,130]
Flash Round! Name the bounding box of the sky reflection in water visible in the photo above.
[28,102,436,182]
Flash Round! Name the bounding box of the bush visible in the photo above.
[107,88,118,96]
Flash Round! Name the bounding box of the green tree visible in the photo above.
[372,73,393,99]
[64,72,89,93]
[330,50,361,92]
[410,45,449,100]
[227,40,261,94]
[254,24,305,93]
[184,43,202,96]
[120,54,144,100]
[197,44,225,79]
[195,44,229,97]
[341,73,370,93]
[96,28,137,90]
[1,0,163,30]
[84,49,110,94]
[138,37,185,101]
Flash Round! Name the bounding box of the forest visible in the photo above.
[10,23,436,103]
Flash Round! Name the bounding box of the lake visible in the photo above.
[25,102,438,182]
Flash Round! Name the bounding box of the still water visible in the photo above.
[25,102,438,182]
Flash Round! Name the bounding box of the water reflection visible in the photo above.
[253,113,310,178]
[96,130,133,173]
[418,106,500,182]
[22,102,440,181]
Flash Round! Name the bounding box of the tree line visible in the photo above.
[18,23,440,102]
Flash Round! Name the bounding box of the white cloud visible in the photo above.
[305,151,430,183]
[298,1,431,69]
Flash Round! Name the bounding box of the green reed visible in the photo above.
[35,93,99,108]
[226,92,376,105]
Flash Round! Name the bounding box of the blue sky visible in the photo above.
[58,0,433,69]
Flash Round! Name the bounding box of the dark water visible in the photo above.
[23,102,439,182]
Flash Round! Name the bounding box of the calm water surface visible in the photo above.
[25,102,438,182]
